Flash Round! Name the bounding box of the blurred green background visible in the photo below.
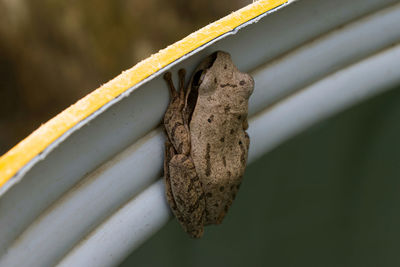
[121,85,400,266]
[0,0,249,154]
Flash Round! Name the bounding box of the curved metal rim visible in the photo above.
[0,0,289,192]
[57,43,400,267]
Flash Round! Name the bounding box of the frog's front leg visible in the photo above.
[163,70,206,238]
[163,70,191,155]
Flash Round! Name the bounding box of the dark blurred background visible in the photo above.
[0,0,250,155]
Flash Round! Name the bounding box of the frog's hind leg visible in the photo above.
[168,153,205,238]
[164,141,180,218]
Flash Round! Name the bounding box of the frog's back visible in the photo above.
[190,107,249,224]
[187,50,253,224]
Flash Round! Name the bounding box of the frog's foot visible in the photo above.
[169,153,205,238]
[163,72,178,99]
[163,70,186,100]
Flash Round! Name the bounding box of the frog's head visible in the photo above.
[202,51,254,105]
[187,51,254,115]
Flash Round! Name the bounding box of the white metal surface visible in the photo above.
[57,180,170,267]
[57,43,400,267]
[1,0,400,266]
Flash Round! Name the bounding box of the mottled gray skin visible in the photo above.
[163,51,254,238]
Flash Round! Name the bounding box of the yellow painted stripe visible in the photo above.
[0,0,287,188]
